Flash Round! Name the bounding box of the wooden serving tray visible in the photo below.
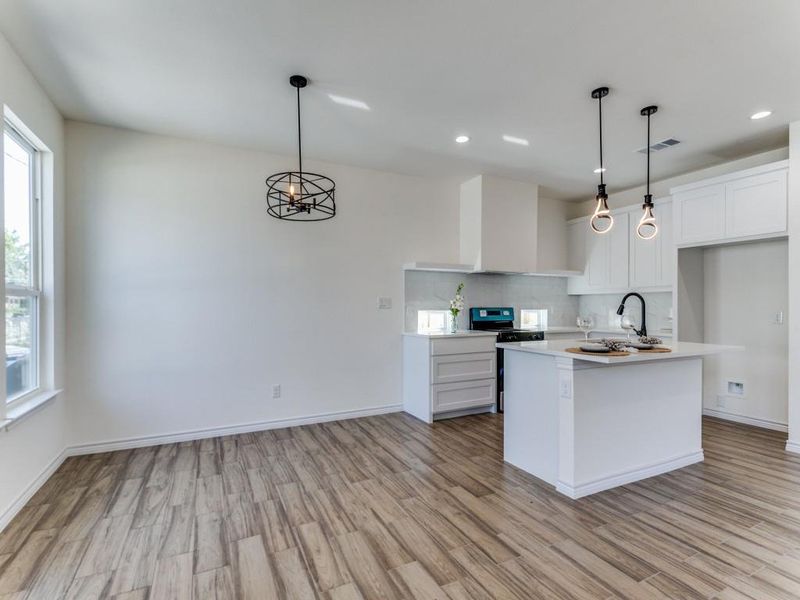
[566,347,630,357]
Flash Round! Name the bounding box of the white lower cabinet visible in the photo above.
[403,333,497,423]
[432,379,496,413]
[430,352,495,384]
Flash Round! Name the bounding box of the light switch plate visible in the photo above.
[377,297,392,310]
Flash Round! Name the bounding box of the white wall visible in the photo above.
[788,122,800,450]
[65,121,460,446]
[0,33,66,523]
[702,240,788,429]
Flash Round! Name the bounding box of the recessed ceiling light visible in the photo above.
[502,134,529,146]
[328,94,370,110]
[593,167,606,174]
[455,135,470,144]
[750,110,772,120]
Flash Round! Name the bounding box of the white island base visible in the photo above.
[501,341,735,499]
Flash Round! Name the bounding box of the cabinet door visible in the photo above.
[586,225,608,289]
[629,200,673,289]
[657,201,674,287]
[725,170,787,238]
[629,209,658,288]
[606,212,629,290]
[674,184,725,244]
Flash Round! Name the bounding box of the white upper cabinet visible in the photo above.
[568,202,674,295]
[630,199,673,290]
[567,212,630,294]
[672,161,788,246]
[673,184,725,244]
[724,170,787,238]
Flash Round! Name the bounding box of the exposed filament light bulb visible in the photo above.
[636,201,658,240]
[590,184,614,234]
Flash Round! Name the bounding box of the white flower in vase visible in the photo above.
[449,283,465,333]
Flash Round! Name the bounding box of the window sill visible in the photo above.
[1,389,62,431]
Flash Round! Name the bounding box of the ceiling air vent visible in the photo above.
[636,138,681,154]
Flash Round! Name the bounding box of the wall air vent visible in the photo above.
[636,138,680,154]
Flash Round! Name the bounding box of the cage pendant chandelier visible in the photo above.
[266,75,336,221]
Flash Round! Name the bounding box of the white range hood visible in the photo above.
[405,174,579,276]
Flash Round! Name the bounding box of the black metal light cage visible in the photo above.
[266,75,336,221]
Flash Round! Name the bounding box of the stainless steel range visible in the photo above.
[469,307,544,413]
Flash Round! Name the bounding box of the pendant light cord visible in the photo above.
[646,111,650,200]
[297,84,303,180]
[598,94,604,186]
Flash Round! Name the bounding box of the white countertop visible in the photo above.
[402,330,498,339]
[498,339,740,364]
[544,326,673,337]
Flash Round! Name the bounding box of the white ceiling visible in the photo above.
[0,0,797,199]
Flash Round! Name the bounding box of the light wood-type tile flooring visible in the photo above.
[0,413,798,599]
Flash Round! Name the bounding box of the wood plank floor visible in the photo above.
[0,414,799,599]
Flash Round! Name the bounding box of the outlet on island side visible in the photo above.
[272,384,281,399]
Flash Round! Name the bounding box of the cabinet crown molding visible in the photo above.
[669,159,788,195]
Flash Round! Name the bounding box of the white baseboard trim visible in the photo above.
[703,408,788,433]
[556,450,704,499]
[1,403,402,533]
[67,403,403,456]
[0,449,68,533]
[786,440,800,454]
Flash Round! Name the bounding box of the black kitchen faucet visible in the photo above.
[617,292,647,337]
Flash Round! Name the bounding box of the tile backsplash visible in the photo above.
[404,271,580,331]
[578,292,673,334]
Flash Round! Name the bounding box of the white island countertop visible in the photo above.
[544,326,673,337]
[498,339,741,364]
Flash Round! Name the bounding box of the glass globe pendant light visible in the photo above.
[590,87,613,234]
[637,105,659,240]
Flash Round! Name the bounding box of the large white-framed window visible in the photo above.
[3,122,41,405]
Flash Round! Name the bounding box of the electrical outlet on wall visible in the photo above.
[272,384,281,399]
[727,380,744,396]
[377,297,392,310]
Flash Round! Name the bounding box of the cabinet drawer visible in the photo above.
[431,352,496,384]
[432,379,496,414]
[431,336,496,356]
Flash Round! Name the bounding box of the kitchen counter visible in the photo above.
[544,326,673,337]
[402,330,498,339]
[498,339,738,364]
[502,338,739,499]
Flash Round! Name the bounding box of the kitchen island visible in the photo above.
[499,339,739,499]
